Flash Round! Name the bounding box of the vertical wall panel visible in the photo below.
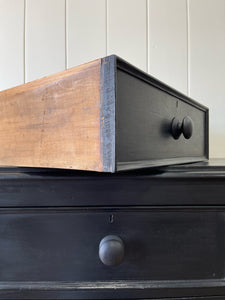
[0,0,24,91]
[148,0,188,94]
[67,0,106,69]
[25,0,65,82]
[107,0,147,71]
[189,0,225,157]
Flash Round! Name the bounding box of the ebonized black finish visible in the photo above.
[100,55,208,172]
[0,160,225,207]
[171,116,193,139]
[0,160,224,299]
[99,235,125,266]
[114,56,209,171]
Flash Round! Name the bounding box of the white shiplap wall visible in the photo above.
[107,0,147,71]
[188,0,225,158]
[148,0,188,94]
[0,0,225,157]
[0,0,24,90]
[25,0,66,81]
[67,0,106,68]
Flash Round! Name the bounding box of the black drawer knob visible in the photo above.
[171,116,193,140]
[99,235,125,266]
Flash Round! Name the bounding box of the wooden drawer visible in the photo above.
[0,207,225,299]
[0,55,208,172]
[116,61,208,170]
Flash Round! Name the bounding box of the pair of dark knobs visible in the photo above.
[171,116,193,140]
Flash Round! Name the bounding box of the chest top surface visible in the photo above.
[0,158,223,178]
[0,159,224,207]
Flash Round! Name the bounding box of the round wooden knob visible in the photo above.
[99,235,125,266]
[182,116,193,139]
[171,116,193,140]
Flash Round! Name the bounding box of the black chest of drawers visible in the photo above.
[0,160,225,299]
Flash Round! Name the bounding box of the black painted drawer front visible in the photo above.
[0,207,224,281]
[1,207,225,299]
[116,57,208,170]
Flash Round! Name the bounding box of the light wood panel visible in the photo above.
[0,0,24,91]
[148,0,188,94]
[25,0,65,82]
[0,59,103,171]
[67,0,106,68]
[189,0,225,157]
[107,0,147,71]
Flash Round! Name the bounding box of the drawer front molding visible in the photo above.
[0,207,224,282]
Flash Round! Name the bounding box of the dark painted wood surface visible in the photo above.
[0,160,224,207]
[0,160,224,299]
[1,207,225,299]
[115,56,208,171]
[1,207,224,282]
[116,69,207,167]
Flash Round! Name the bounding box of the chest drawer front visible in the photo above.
[0,207,224,282]
[116,59,208,171]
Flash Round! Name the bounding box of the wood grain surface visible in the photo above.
[0,59,103,171]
